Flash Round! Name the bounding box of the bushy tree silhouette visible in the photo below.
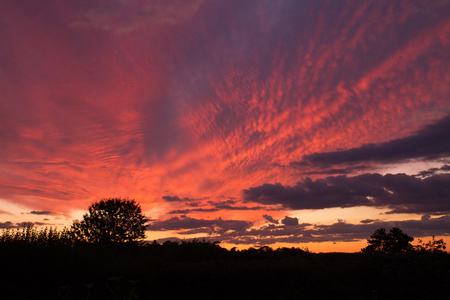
[416,236,447,253]
[71,198,148,244]
[362,227,414,254]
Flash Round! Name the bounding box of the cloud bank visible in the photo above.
[298,116,450,170]
[243,173,450,214]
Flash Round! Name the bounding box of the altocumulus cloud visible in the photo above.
[242,173,450,214]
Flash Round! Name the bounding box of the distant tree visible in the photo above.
[362,227,414,254]
[362,228,389,253]
[71,198,148,245]
[416,236,447,253]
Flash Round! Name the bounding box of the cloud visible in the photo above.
[0,221,16,229]
[202,215,450,246]
[243,173,450,214]
[360,219,378,224]
[147,216,253,235]
[296,165,370,176]
[165,197,271,215]
[263,215,278,224]
[299,115,450,169]
[162,195,185,202]
[168,208,219,214]
[281,216,299,226]
[416,164,450,177]
[29,210,54,215]
[162,195,209,204]
[0,221,49,229]
[73,0,204,33]
[213,203,267,211]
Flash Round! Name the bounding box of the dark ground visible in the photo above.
[0,242,448,300]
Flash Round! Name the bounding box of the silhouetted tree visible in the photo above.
[416,236,447,253]
[71,198,148,245]
[362,227,414,254]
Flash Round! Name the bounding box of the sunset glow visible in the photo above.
[1,0,449,252]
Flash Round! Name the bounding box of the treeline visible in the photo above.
[0,225,449,300]
[1,224,446,256]
[0,224,311,260]
[1,198,448,299]
[0,224,74,246]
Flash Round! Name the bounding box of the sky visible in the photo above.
[1,0,449,252]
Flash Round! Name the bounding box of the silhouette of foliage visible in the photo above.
[362,227,414,254]
[71,198,148,245]
[0,223,74,246]
[1,218,449,299]
[0,230,448,299]
[416,236,447,253]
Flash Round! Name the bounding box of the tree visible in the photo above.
[362,227,414,254]
[416,236,447,253]
[71,198,148,245]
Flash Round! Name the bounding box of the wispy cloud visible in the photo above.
[72,0,204,33]
[29,210,55,216]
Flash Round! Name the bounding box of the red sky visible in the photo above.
[1,0,449,252]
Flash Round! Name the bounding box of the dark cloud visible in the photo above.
[166,198,271,214]
[421,214,431,221]
[299,116,450,169]
[214,204,266,211]
[416,164,450,177]
[17,221,47,227]
[162,195,208,204]
[147,212,450,247]
[147,216,253,235]
[0,221,15,229]
[162,195,185,202]
[209,215,450,246]
[281,216,299,226]
[0,221,49,229]
[263,215,279,224]
[29,210,54,215]
[243,173,450,214]
[168,208,219,214]
[360,219,378,224]
[295,165,370,176]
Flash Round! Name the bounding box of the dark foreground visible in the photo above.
[0,241,448,300]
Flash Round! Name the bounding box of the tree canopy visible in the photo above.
[71,198,148,245]
[361,227,414,254]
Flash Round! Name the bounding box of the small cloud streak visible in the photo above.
[29,210,54,215]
